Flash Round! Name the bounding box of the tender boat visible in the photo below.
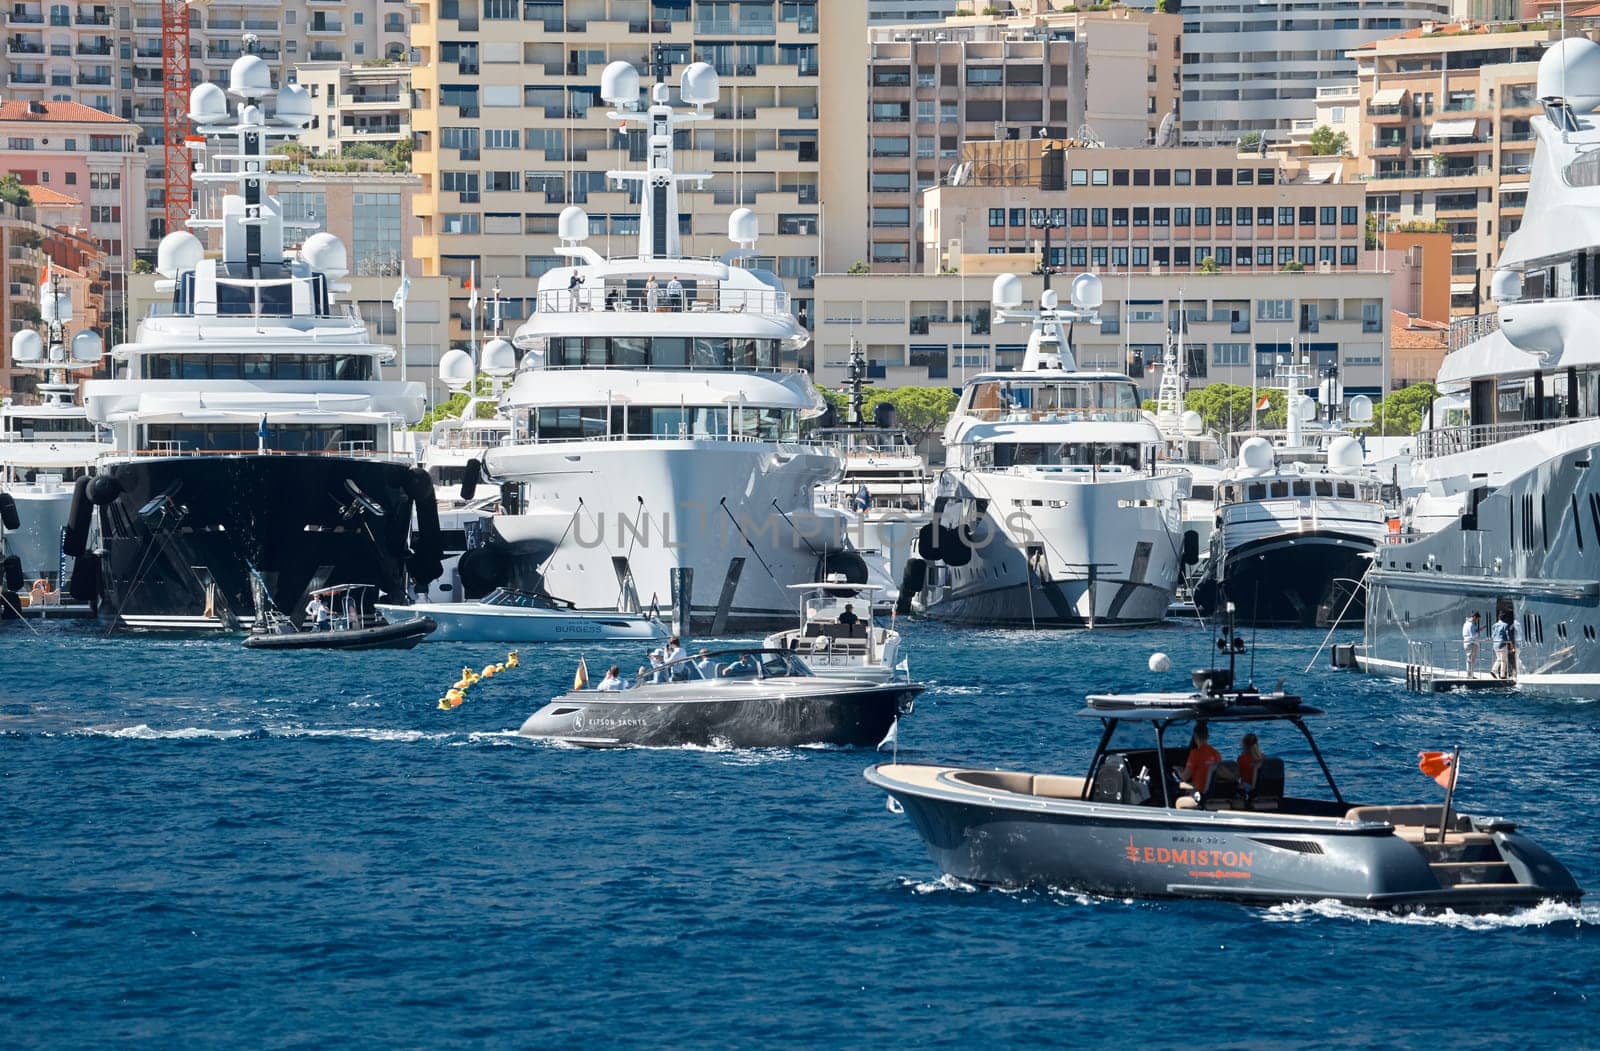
[244,584,434,651]
[764,582,905,683]
[867,643,1580,912]
[519,647,922,749]
[378,586,668,643]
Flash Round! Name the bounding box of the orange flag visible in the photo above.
[1418,750,1458,789]
[572,655,589,692]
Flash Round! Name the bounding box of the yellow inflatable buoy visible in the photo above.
[492,663,506,674]
[507,651,520,669]
[482,666,496,680]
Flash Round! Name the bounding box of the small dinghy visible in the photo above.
[377,587,667,643]
[244,584,435,651]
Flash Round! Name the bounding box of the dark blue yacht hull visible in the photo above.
[1193,530,1374,628]
[78,455,442,630]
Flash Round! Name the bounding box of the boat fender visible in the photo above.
[896,558,926,615]
[915,522,940,561]
[938,525,972,568]
[2,555,22,592]
[457,545,509,599]
[68,555,99,602]
[87,474,123,506]
[403,466,433,502]
[63,475,93,557]
[460,458,482,501]
[408,480,445,587]
[817,550,870,585]
[1181,529,1200,566]
[0,492,18,531]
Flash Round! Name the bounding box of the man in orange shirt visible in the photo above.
[1176,722,1223,792]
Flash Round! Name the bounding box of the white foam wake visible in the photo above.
[1264,897,1600,929]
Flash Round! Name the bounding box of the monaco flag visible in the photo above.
[1418,750,1458,789]
[1255,394,1271,411]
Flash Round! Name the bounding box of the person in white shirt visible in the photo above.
[666,275,684,311]
[305,594,330,631]
[1462,611,1481,677]
[662,635,686,679]
[596,665,627,691]
[647,648,666,683]
[694,649,717,678]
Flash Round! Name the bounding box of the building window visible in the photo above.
[1070,246,1087,267]
[1091,247,1108,267]
[1069,208,1087,226]
[1071,169,1088,186]
[1280,206,1296,226]
[1175,169,1191,186]
[1320,206,1337,225]
[1092,170,1108,186]
[1132,247,1149,267]
[1341,206,1359,225]
[1133,207,1150,228]
[988,208,1005,228]
[1175,207,1190,227]
[1215,207,1231,227]
[1258,298,1293,321]
[1214,342,1249,366]
[1112,208,1128,227]
[1340,245,1358,265]
[870,207,910,227]
[1091,208,1107,227]
[1300,207,1316,226]
[1217,247,1232,265]
[1154,207,1170,227]
[1009,208,1025,227]
[1112,247,1128,267]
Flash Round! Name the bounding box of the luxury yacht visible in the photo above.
[1,276,110,612]
[903,273,1191,627]
[418,376,512,603]
[71,47,442,629]
[473,60,847,632]
[1357,39,1600,695]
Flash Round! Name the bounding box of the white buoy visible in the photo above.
[1148,652,1172,674]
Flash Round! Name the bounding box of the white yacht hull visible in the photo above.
[483,439,846,631]
[914,469,1189,627]
[3,483,73,584]
[377,602,668,643]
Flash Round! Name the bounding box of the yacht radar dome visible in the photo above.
[1327,435,1363,470]
[1296,395,1318,423]
[300,232,348,279]
[40,282,70,323]
[680,61,720,107]
[728,207,759,247]
[227,53,272,100]
[188,82,228,124]
[71,330,103,364]
[600,61,641,107]
[1238,436,1274,474]
[10,329,42,365]
[991,273,1023,309]
[558,206,590,243]
[274,83,312,126]
[1491,268,1523,303]
[156,230,205,278]
[1070,272,1103,310]
[438,348,475,390]
[1181,409,1205,436]
[1040,288,1059,311]
[1347,394,1374,423]
[1539,38,1600,112]
[481,338,517,377]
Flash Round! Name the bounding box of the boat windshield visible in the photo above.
[483,587,555,609]
[649,649,814,682]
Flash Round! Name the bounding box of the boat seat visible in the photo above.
[1247,757,1284,811]
[1030,774,1086,800]
[1344,805,1473,836]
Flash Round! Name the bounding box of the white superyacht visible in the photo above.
[478,61,846,632]
[905,273,1191,627]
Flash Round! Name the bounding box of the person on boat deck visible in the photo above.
[1237,732,1264,791]
[1175,722,1222,791]
[852,484,871,512]
[633,665,650,688]
[837,604,861,630]
[1462,612,1482,677]
[664,635,684,664]
[647,648,666,683]
[646,275,661,313]
[597,665,627,691]
[723,652,758,677]
[666,275,684,311]
[305,594,331,631]
[605,286,620,312]
[694,649,717,678]
[1492,610,1518,679]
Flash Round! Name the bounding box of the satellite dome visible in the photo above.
[991,273,1022,310]
[481,338,516,377]
[228,53,272,99]
[1070,272,1103,310]
[300,232,348,279]
[274,83,312,127]
[10,330,42,365]
[1180,409,1205,437]
[156,230,205,278]
[1539,38,1600,112]
[40,282,71,324]
[600,61,641,106]
[680,61,720,105]
[1327,435,1364,471]
[558,206,590,242]
[1040,288,1059,310]
[727,207,758,246]
[1238,436,1274,474]
[1347,394,1374,424]
[438,348,475,390]
[1491,268,1523,303]
[189,81,228,125]
[71,330,103,364]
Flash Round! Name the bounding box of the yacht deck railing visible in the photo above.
[961,407,1147,424]
[1415,416,1599,459]
[535,287,791,316]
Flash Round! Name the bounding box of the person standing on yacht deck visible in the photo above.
[597,666,627,691]
[1491,610,1517,679]
[666,275,684,311]
[305,593,331,631]
[1462,612,1482,677]
[646,275,661,313]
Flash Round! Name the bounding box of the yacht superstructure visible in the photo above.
[1360,39,1600,694]
[476,60,846,631]
[905,273,1191,627]
[71,47,442,629]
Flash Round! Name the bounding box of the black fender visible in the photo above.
[87,473,123,506]
[457,545,509,600]
[2,554,22,592]
[0,492,18,531]
[69,554,100,603]
[817,550,870,585]
[459,458,482,502]
[63,475,92,557]
[896,558,926,615]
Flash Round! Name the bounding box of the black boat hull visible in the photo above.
[243,617,436,651]
[520,682,922,748]
[1193,531,1373,627]
[85,455,439,630]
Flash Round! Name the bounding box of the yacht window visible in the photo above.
[1269,481,1289,498]
[535,407,609,441]
[1292,481,1311,497]
[144,423,377,452]
[1247,483,1266,500]
[991,442,1142,468]
[614,336,649,367]
[653,338,690,367]
[244,356,273,380]
[1315,480,1334,497]
[1336,482,1356,499]
[211,355,241,380]
[1191,484,1213,500]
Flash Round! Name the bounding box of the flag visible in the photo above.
[1256,395,1271,411]
[41,258,52,289]
[1418,750,1458,790]
[391,274,411,312]
[572,656,589,691]
[466,262,477,313]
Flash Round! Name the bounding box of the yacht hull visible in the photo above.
[86,455,432,630]
[866,764,1581,911]
[4,484,73,585]
[377,601,669,642]
[1194,531,1374,627]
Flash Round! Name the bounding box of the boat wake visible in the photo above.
[1264,897,1600,929]
[896,874,1116,907]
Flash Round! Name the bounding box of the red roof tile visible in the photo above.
[0,100,132,125]
[22,184,82,206]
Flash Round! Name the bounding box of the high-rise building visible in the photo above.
[1348,21,1557,315]
[408,0,867,347]
[295,60,412,157]
[865,6,1180,272]
[867,0,962,24]
[1178,0,1452,147]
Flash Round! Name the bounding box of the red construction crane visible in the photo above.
[160,0,192,235]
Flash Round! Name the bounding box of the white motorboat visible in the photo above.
[378,587,668,643]
[764,581,905,682]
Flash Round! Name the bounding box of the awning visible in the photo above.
[1429,118,1478,140]
[1450,281,1478,294]
[1370,87,1406,107]
[1306,163,1342,185]
[1499,180,1530,193]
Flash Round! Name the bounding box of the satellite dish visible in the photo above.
[1296,395,1318,423]
[300,232,348,279]
[11,330,42,365]
[189,82,228,125]
[1327,435,1364,470]
[1070,272,1103,310]
[1181,409,1205,437]
[156,231,205,278]
[227,54,272,100]
[1238,436,1274,474]
[728,207,758,246]
[71,330,103,364]
[1040,288,1059,310]
[40,283,70,324]
[1538,37,1600,112]
[1490,269,1522,303]
[991,273,1022,310]
[600,61,641,107]
[274,83,312,127]
[481,338,516,377]
[438,348,475,390]
[1348,395,1374,423]
[680,62,720,106]
[558,206,590,243]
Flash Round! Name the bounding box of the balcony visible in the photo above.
[308,19,344,35]
[7,71,44,84]
[9,10,42,24]
[1441,99,1478,113]
[75,8,110,26]
[76,42,111,56]
[75,73,111,86]
[7,39,43,55]
[308,46,344,62]
[694,17,777,34]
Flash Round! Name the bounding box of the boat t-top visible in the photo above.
[764,580,905,682]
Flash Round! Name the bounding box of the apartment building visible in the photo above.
[865,6,1181,271]
[921,143,1370,277]
[409,0,867,347]
[867,0,962,24]
[811,269,1393,401]
[1349,21,1558,315]
[295,60,412,157]
[1179,0,1453,146]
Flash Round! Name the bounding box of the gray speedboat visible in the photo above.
[867,659,1580,912]
[520,648,922,749]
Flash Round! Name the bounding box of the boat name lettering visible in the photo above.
[572,714,649,730]
[1124,836,1253,876]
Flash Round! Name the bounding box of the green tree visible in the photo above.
[1359,382,1437,436]
[413,374,499,430]
[1237,131,1262,151]
[0,173,32,208]
[884,386,959,445]
[1280,260,1305,272]
[1198,255,1220,273]
[1307,125,1349,156]
[132,258,154,274]
[1184,383,1285,438]
[847,260,870,275]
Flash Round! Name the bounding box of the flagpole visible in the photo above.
[1437,745,1461,845]
[398,299,407,383]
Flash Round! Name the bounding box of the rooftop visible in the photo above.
[22,185,81,207]
[1391,310,1450,350]
[0,100,133,125]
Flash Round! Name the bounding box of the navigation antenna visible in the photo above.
[843,335,872,426]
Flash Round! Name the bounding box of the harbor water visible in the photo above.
[3,622,1598,1046]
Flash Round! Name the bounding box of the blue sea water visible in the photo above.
[2,619,1597,1048]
